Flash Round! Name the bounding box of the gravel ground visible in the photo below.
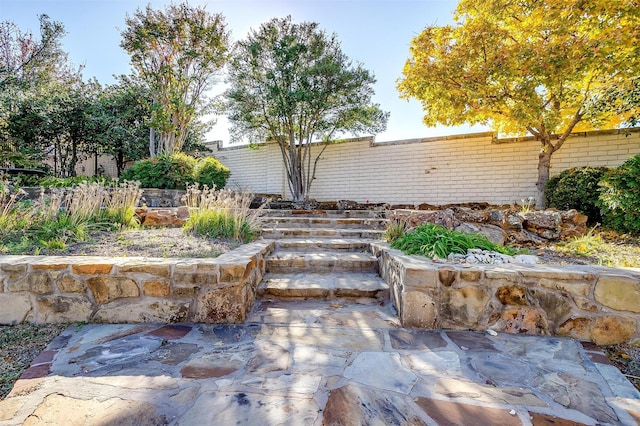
[604,343,640,392]
[0,324,67,399]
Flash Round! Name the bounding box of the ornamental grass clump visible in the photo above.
[390,223,515,259]
[1,180,143,254]
[183,184,266,243]
[384,217,409,242]
[101,180,142,228]
[0,181,34,237]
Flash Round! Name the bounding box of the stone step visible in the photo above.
[260,209,386,219]
[266,251,378,273]
[274,238,372,252]
[261,227,385,239]
[258,272,389,300]
[248,298,399,327]
[261,216,388,230]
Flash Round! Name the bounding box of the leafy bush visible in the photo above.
[121,153,196,189]
[10,174,45,187]
[598,154,640,235]
[390,223,515,259]
[34,176,113,188]
[544,166,609,223]
[121,153,230,190]
[194,157,230,189]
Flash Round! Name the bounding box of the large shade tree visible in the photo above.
[226,16,388,202]
[0,14,65,91]
[121,2,230,156]
[398,0,640,205]
[8,74,101,177]
[0,15,66,168]
[95,75,151,176]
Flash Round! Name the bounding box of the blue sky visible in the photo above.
[0,0,488,143]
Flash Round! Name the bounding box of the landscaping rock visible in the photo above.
[446,249,539,265]
[135,207,186,227]
[594,274,640,313]
[393,206,589,243]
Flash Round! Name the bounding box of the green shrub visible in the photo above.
[34,176,113,188]
[194,157,230,189]
[121,153,197,189]
[544,166,609,223]
[10,174,45,187]
[598,154,640,235]
[390,223,515,259]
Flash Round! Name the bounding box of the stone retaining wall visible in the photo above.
[371,242,640,345]
[0,241,273,325]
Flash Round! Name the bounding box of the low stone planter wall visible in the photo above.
[0,241,273,325]
[17,188,187,208]
[371,242,640,345]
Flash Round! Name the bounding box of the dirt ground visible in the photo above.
[61,227,238,258]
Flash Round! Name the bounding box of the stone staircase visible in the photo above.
[257,210,390,301]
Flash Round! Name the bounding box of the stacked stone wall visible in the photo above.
[0,241,273,325]
[372,242,640,345]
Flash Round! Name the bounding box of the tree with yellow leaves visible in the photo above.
[398,0,640,205]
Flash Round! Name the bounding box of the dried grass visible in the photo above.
[183,184,267,242]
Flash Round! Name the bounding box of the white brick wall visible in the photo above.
[208,128,640,205]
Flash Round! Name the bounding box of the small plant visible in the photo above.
[385,217,409,242]
[518,196,536,213]
[43,239,66,251]
[183,184,266,243]
[562,227,603,257]
[391,223,515,259]
[558,228,640,267]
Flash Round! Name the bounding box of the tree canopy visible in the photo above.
[226,16,388,201]
[0,14,66,91]
[0,15,66,167]
[120,2,230,156]
[398,0,640,204]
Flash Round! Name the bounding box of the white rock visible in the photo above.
[514,254,539,264]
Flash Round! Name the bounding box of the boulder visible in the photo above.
[455,222,506,245]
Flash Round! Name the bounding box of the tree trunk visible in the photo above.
[116,151,124,177]
[536,137,554,208]
[149,128,155,157]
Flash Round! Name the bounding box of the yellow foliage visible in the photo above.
[398,0,640,138]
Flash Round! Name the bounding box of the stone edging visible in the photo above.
[370,242,640,345]
[0,240,274,325]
